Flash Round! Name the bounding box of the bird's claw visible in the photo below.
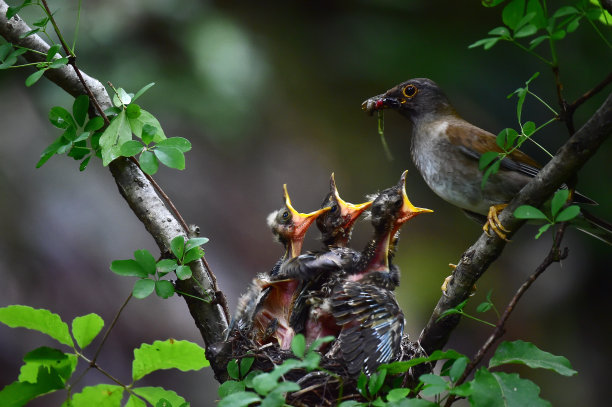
[441,263,476,296]
[483,204,511,241]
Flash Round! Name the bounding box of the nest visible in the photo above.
[209,330,433,406]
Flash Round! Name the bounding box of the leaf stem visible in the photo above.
[511,39,553,65]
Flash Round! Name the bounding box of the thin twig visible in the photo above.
[568,71,612,114]
[92,293,133,363]
[443,224,569,407]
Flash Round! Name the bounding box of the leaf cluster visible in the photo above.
[217,334,334,407]
[514,189,581,238]
[0,305,209,407]
[110,236,209,300]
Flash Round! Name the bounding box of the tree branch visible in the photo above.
[419,91,612,355]
[0,0,229,367]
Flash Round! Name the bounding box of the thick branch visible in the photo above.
[419,91,612,354]
[0,1,229,352]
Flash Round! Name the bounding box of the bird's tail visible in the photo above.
[574,209,612,246]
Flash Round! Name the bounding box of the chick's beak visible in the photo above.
[283,184,331,257]
[330,173,373,225]
[397,170,433,223]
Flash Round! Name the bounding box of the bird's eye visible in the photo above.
[282,211,289,219]
[402,84,418,98]
[394,199,403,209]
[330,204,338,213]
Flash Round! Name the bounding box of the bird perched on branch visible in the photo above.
[331,171,432,376]
[231,185,329,349]
[362,78,612,244]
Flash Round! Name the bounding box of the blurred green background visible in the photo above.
[1,0,611,405]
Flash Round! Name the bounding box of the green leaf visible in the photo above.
[36,135,71,168]
[218,391,261,407]
[0,305,73,347]
[227,360,240,380]
[0,366,64,407]
[523,121,536,136]
[477,302,493,313]
[240,357,255,376]
[157,137,192,153]
[529,35,549,49]
[419,374,449,397]
[0,43,13,61]
[468,368,551,407]
[515,23,538,37]
[535,223,552,239]
[84,116,104,132]
[513,205,548,220]
[368,369,387,396]
[479,151,500,170]
[449,357,469,382]
[154,146,185,170]
[65,384,124,407]
[132,339,209,381]
[113,87,132,106]
[155,280,175,299]
[110,259,148,277]
[25,68,46,87]
[490,340,577,376]
[252,372,279,396]
[481,160,501,188]
[175,265,192,280]
[126,103,142,119]
[129,109,166,142]
[468,37,502,50]
[133,279,156,299]
[526,0,547,28]
[72,313,104,349]
[552,6,578,19]
[49,106,76,129]
[46,44,61,61]
[20,347,77,384]
[182,247,204,264]
[496,128,518,150]
[139,150,159,175]
[550,189,569,217]
[387,400,438,407]
[132,82,156,102]
[185,237,209,252]
[141,124,157,145]
[99,110,132,166]
[121,140,144,157]
[489,26,511,36]
[219,381,246,398]
[307,335,334,353]
[134,249,157,275]
[555,205,580,222]
[125,395,147,407]
[482,0,506,7]
[503,0,526,30]
[291,334,306,358]
[131,387,186,407]
[49,57,69,69]
[550,29,566,40]
[566,18,580,33]
[157,259,178,276]
[171,236,185,260]
[386,388,411,402]
[79,155,92,171]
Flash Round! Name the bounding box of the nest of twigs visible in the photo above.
[209,329,433,406]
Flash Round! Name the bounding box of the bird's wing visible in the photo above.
[332,281,404,376]
[277,248,357,280]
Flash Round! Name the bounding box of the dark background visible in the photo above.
[1,1,611,405]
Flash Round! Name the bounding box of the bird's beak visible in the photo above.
[397,170,433,223]
[283,184,331,258]
[330,173,373,226]
[361,93,401,115]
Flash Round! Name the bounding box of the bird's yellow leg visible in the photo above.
[483,204,511,241]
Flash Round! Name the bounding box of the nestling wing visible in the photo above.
[332,281,404,376]
[277,247,358,280]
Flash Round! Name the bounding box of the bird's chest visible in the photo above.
[411,122,488,212]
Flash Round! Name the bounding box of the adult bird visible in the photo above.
[280,173,373,344]
[231,184,330,349]
[362,78,612,244]
[331,171,432,376]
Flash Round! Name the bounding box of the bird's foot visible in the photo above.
[441,264,476,296]
[483,204,511,241]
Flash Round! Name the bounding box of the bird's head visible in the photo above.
[361,78,456,123]
[317,173,373,247]
[267,184,330,258]
[369,170,433,235]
